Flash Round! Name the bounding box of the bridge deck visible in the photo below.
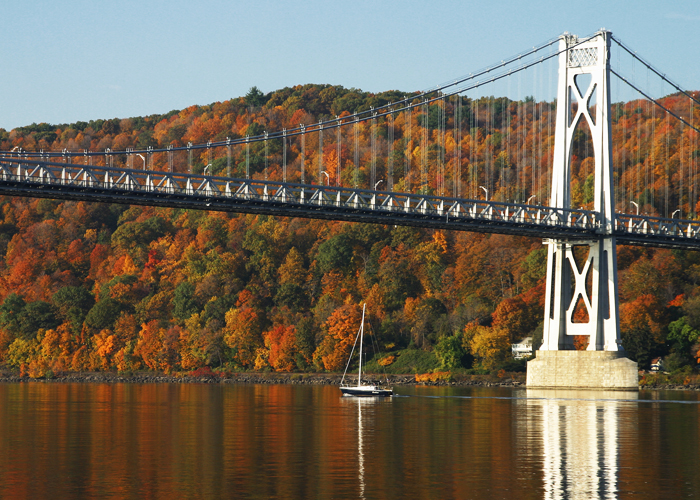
[0,159,697,249]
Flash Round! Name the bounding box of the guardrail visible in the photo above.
[614,213,700,248]
[0,158,699,248]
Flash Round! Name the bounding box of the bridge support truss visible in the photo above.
[527,30,638,389]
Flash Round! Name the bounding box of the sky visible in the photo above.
[2,0,699,131]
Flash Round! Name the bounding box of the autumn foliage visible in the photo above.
[0,84,698,374]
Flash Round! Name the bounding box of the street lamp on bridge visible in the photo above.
[630,200,639,215]
[479,185,488,201]
[136,154,146,170]
[321,170,329,186]
[527,195,536,205]
[374,179,383,190]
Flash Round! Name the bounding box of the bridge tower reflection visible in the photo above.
[527,389,638,499]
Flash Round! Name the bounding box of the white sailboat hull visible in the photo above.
[340,385,393,397]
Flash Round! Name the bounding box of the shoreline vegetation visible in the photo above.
[0,368,699,391]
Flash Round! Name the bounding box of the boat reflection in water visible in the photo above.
[340,395,390,500]
[526,389,639,499]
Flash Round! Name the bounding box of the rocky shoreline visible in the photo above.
[0,371,525,387]
[0,370,698,390]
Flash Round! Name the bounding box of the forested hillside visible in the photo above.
[0,84,699,377]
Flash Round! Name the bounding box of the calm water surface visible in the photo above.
[0,383,698,499]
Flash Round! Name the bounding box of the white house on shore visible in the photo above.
[512,337,533,360]
[650,357,664,372]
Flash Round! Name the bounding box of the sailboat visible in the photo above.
[340,304,393,397]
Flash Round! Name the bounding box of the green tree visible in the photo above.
[111,216,169,252]
[52,286,95,332]
[173,282,198,322]
[85,299,123,331]
[667,317,700,366]
[434,334,465,370]
[0,293,26,334]
[18,301,60,339]
[245,87,266,108]
[317,233,354,275]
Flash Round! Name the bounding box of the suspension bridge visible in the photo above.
[2,30,699,387]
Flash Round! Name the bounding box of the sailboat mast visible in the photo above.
[358,303,366,388]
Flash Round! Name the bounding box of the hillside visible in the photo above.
[0,84,699,377]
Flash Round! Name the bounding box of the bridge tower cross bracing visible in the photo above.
[540,30,622,353]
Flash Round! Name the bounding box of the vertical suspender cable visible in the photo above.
[507,99,513,201]
[666,108,670,217]
[540,92,546,203]
[283,130,287,183]
[651,81,657,213]
[453,95,459,198]
[354,116,359,189]
[475,96,479,199]
[301,125,306,184]
[187,143,192,174]
[533,66,537,202]
[635,56,640,208]
[245,136,250,179]
[546,51,552,202]
[442,97,446,196]
[637,94,656,213]
[496,96,501,200]
[514,88,520,203]
[264,132,269,181]
[336,117,342,187]
[318,121,323,185]
[488,96,493,199]
[457,95,463,198]
[622,97,628,209]
[612,104,618,209]
[636,58,641,207]
[425,100,430,194]
[405,106,412,192]
[388,109,394,191]
[693,98,697,214]
[440,97,445,196]
[540,65,544,205]
[680,106,684,217]
[371,109,377,189]
[484,98,489,198]
[470,96,475,199]
[226,138,231,178]
[506,78,511,199]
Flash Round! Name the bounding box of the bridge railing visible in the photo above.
[0,158,600,230]
[614,213,700,247]
[8,158,700,248]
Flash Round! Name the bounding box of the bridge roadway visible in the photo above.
[0,158,697,249]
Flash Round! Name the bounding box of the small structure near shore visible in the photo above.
[650,357,664,372]
[511,337,533,360]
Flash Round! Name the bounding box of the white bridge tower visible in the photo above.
[541,30,620,352]
[528,30,637,389]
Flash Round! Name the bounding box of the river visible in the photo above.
[0,383,698,499]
